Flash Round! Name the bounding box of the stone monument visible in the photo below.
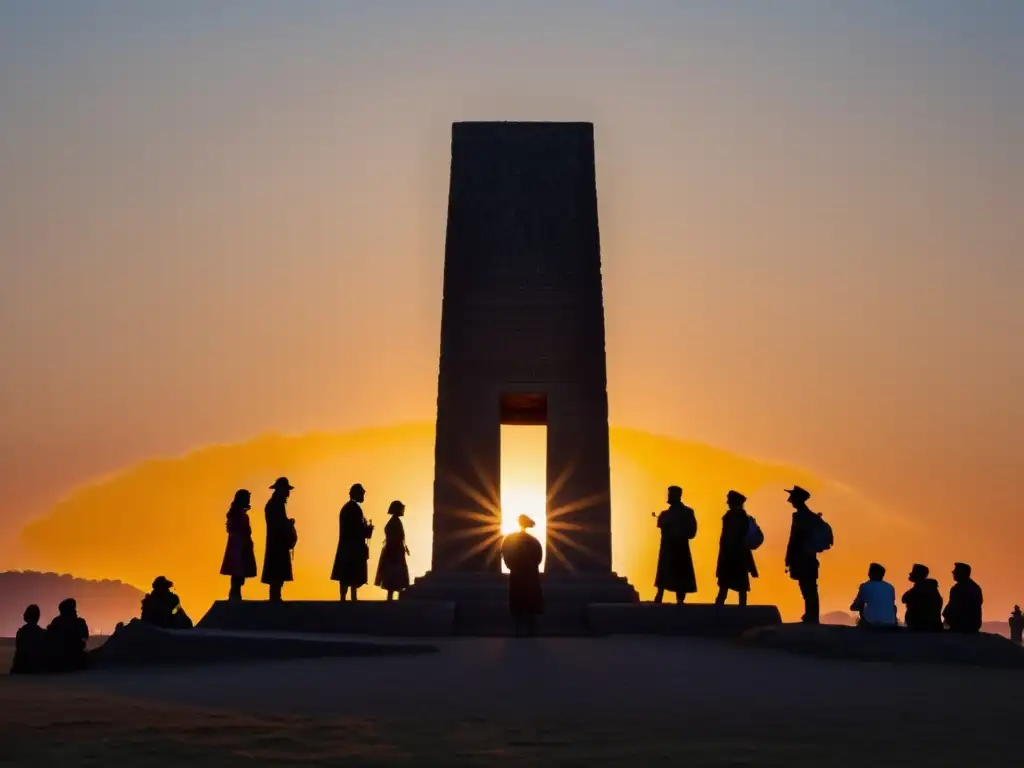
[402,121,638,613]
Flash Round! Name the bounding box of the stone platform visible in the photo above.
[589,603,782,638]
[198,599,456,637]
[743,623,1024,668]
[88,619,438,669]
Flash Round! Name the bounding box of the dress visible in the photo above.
[716,508,758,592]
[331,500,372,587]
[374,516,411,592]
[654,503,698,594]
[501,531,544,617]
[220,509,257,578]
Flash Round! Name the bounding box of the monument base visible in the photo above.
[197,599,456,636]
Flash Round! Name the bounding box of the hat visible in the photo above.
[909,563,930,580]
[388,500,405,516]
[517,514,536,529]
[727,490,747,505]
[153,576,173,590]
[270,477,294,491]
[785,486,811,502]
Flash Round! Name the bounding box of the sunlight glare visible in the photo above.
[500,425,547,571]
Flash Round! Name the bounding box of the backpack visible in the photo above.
[745,517,765,550]
[807,513,833,553]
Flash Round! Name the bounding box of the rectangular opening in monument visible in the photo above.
[499,423,547,573]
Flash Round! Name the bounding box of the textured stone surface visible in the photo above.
[743,623,1024,668]
[88,619,438,668]
[431,121,616,576]
[197,600,456,636]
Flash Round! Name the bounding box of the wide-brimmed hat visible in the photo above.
[517,514,536,529]
[270,477,294,491]
[153,576,173,590]
[387,500,405,516]
[785,486,811,502]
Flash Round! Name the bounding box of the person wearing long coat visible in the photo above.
[220,489,257,600]
[261,477,296,601]
[374,500,411,600]
[653,485,698,603]
[715,490,758,606]
[331,483,374,601]
[501,514,544,634]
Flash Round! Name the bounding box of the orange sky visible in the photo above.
[1,5,1022,612]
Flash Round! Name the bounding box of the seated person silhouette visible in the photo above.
[10,604,48,675]
[46,597,90,672]
[943,562,983,634]
[850,563,897,628]
[901,564,943,632]
[1010,605,1024,645]
[500,514,544,636]
[141,576,194,629]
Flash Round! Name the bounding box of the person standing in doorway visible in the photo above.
[784,485,829,624]
[653,486,698,604]
[501,514,544,635]
[331,483,374,601]
[261,477,297,602]
[715,490,758,606]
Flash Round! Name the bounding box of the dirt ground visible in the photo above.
[2,636,1021,766]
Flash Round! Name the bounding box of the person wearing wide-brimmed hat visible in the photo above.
[261,477,297,601]
[331,483,374,601]
[500,514,544,634]
[220,489,257,600]
[715,490,758,606]
[374,500,411,600]
[783,485,826,623]
[140,575,193,629]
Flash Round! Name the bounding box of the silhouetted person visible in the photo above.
[943,562,983,634]
[850,563,897,628]
[784,486,830,624]
[902,563,943,632]
[140,576,193,629]
[261,477,297,602]
[715,490,757,606]
[331,483,374,601]
[46,597,89,672]
[653,486,698,604]
[1009,605,1024,644]
[501,514,544,635]
[10,604,47,675]
[374,500,410,601]
[220,488,257,600]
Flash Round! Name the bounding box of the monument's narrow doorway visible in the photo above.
[499,393,548,573]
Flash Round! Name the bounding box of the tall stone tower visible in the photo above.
[405,122,636,604]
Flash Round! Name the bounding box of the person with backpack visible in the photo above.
[714,490,760,606]
[784,485,831,624]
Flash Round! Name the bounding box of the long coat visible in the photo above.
[784,508,819,582]
[374,516,411,592]
[331,500,372,587]
[501,531,544,617]
[716,508,758,592]
[261,494,295,585]
[220,509,257,578]
[654,503,698,594]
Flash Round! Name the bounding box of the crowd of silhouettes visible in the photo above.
[218,478,411,604]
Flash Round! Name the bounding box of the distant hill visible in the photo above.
[0,571,143,636]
